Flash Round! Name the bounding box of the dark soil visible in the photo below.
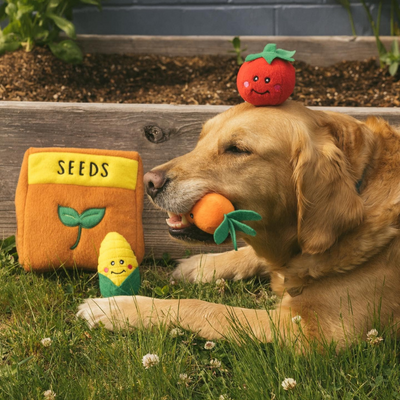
[0,46,399,107]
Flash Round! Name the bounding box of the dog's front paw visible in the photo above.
[172,254,218,283]
[77,296,145,331]
[77,297,119,330]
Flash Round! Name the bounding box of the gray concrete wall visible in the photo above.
[73,1,391,36]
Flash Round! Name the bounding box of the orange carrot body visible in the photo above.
[186,193,235,234]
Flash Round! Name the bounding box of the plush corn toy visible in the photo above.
[186,193,262,250]
[237,43,296,106]
[98,232,140,297]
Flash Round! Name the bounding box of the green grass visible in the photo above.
[1,236,400,400]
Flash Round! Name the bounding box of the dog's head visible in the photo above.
[144,101,369,264]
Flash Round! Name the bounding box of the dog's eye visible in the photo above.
[225,145,251,155]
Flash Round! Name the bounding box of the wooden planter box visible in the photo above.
[1,102,399,259]
[75,35,394,66]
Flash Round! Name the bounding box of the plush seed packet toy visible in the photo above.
[15,147,144,272]
[98,232,141,297]
[186,193,262,250]
[237,43,296,106]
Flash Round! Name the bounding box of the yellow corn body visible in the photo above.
[98,232,138,286]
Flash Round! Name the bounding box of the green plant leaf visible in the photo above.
[48,40,83,64]
[154,285,170,297]
[16,3,34,19]
[0,235,16,254]
[5,3,17,19]
[3,21,22,36]
[161,285,170,295]
[214,216,230,245]
[46,12,76,39]
[33,27,49,41]
[47,0,63,10]
[389,61,399,76]
[232,36,240,50]
[79,208,106,229]
[58,206,81,227]
[0,38,21,54]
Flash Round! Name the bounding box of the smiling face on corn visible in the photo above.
[98,232,138,287]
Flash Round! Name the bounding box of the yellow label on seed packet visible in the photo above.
[28,152,138,190]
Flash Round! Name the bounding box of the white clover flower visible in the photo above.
[256,291,277,305]
[204,341,216,350]
[41,338,52,347]
[142,353,160,369]
[367,329,378,337]
[43,390,56,400]
[281,377,297,391]
[366,329,383,345]
[215,278,226,293]
[170,328,184,338]
[292,315,302,324]
[178,373,192,385]
[210,358,221,368]
[219,395,232,400]
[215,278,226,288]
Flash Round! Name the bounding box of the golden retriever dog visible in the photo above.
[77,101,400,347]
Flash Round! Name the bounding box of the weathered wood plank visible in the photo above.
[1,101,400,258]
[76,35,394,67]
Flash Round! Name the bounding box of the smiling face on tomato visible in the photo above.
[237,58,296,106]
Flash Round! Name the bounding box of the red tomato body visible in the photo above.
[237,58,295,106]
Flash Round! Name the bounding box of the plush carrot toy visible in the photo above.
[186,193,262,250]
[237,43,296,106]
[98,232,141,297]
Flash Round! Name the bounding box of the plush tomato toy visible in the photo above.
[237,43,296,106]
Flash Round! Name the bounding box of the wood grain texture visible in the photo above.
[76,35,394,67]
[1,101,400,258]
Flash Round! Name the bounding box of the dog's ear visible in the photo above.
[292,123,364,254]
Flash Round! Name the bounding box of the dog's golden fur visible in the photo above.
[78,101,400,346]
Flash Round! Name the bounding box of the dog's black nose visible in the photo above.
[143,170,167,199]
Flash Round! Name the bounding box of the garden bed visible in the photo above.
[1,35,399,257]
[0,46,399,107]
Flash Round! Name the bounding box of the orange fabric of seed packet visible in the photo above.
[15,147,144,272]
